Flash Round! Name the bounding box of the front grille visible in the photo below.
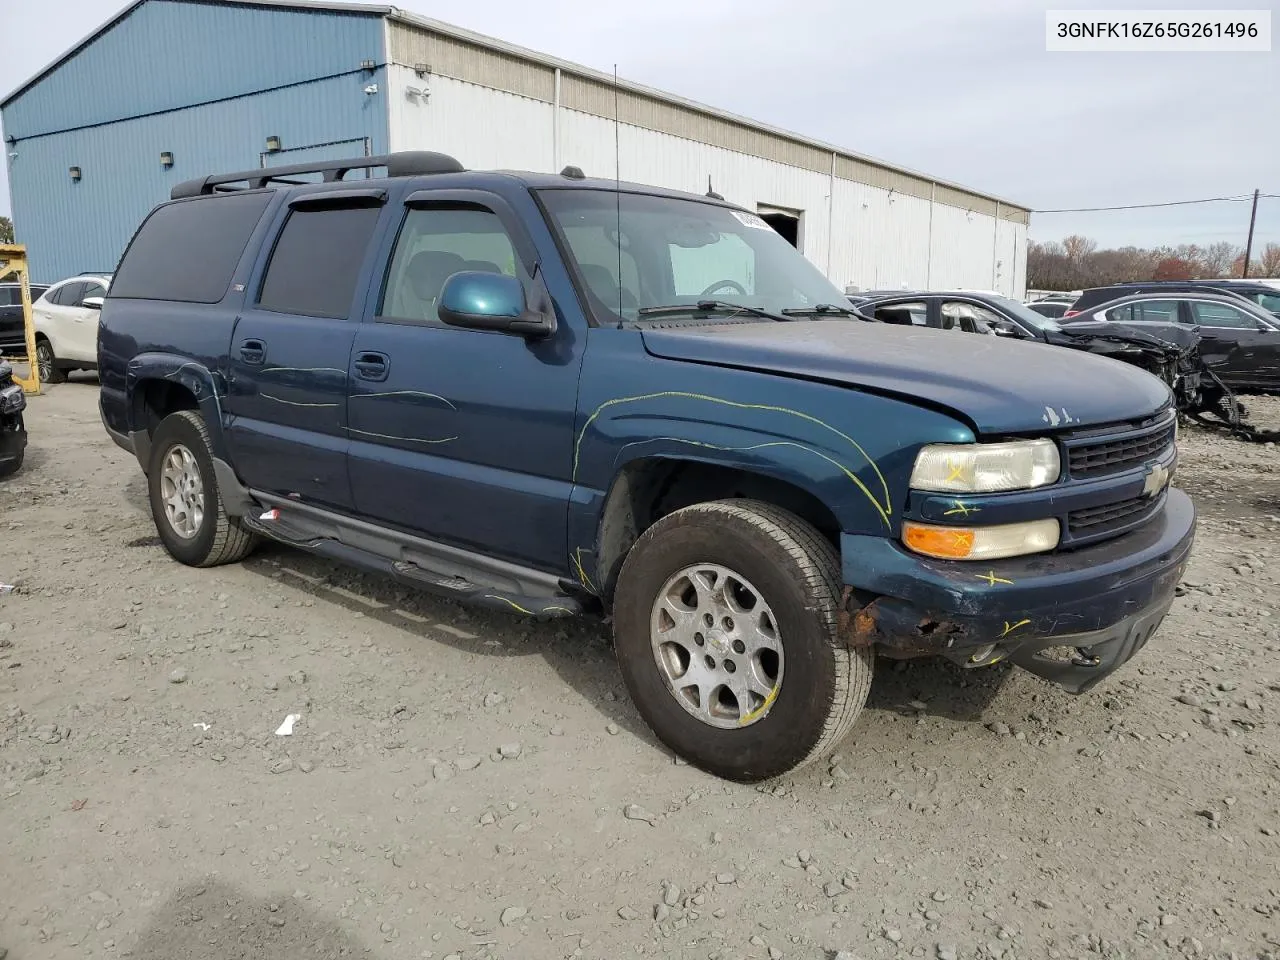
[1067,420,1175,479]
[1068,495,1161,537]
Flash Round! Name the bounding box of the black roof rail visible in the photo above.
[170,151,465,200]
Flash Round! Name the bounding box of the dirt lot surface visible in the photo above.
[2,381,1278,960]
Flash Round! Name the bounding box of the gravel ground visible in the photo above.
[2,381,1278,960]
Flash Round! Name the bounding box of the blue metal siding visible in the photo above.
[7,69,390,281]
[2,0,385,140]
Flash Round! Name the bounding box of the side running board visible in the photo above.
[240,493,587,619]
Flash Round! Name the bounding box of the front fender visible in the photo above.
[565,338,975,593]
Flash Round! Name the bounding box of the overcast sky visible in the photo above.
[0,0,1276,252]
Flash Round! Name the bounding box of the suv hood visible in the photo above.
[640,321,1171,435]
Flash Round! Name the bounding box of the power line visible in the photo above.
[1034,194,1275,214]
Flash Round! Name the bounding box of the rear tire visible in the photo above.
[148,411,257,567]
[613,499,872,782]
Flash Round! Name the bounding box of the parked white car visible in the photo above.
[33,274,111,383]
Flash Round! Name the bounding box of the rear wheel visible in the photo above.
[613,499,872,782]
[35,339,64,385]
[148,411,257,567]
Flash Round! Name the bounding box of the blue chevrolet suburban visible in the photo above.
[98,152,1195,781]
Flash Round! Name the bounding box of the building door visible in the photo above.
[757,204,803,250]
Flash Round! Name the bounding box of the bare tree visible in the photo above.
[1258,243,1280,277]
[1198,242,1239,278]
[1061,235,1097,264]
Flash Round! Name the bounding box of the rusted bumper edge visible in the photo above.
[837,488,1196,693]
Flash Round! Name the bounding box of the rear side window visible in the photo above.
[110,193,272,303]
[49,281,86,306]
[0,288,14,306]
[258,206,382,319]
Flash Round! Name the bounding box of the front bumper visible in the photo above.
[0,416,27,466]
[839,487,1195,693]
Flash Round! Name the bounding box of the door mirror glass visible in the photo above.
[81,296,104,310]
[438,271,553,338]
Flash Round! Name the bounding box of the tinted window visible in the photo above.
[49,281,86,306]
[111,192,272,303]
[0,288,14,306]
[873,301,928,326]
[81,281,107,301]
[379,206,519,324]
[259,205,382,319]
[1190,301,1262,329]
[1108,299,1180,324]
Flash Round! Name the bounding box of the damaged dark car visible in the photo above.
[0,359,27,479]
[850,291,1243,416]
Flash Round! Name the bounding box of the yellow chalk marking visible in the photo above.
[571,549,597,592]
[572,392,891,524]
[945,460,965,483]
[615,435,891,530]
[999,619,1031,638]
[484,595,536,616]
[739,684,781,726]
[542,605,575,616]
[976,571,1014,586]
[943,502,979,517]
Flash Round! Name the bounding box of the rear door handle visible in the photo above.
[354,351,389,382]
[239,339,266,365]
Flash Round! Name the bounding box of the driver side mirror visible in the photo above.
[438,272,555,339]
[990,319,1021,337]
[81,296,104,310]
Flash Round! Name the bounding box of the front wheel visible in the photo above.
[0,448,22,479]
[147,411,257,567]
[613,499,872,782]
[35,340,65,385]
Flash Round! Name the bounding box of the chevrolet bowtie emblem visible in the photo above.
[1142,461,1171,498]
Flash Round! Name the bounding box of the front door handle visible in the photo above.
[354,351,389,382]
[239,339,266,365]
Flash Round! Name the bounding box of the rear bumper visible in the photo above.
[839,488,1196,693]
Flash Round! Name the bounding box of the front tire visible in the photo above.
[148,411,257,567]
[0,449,22,479]
[35,339,65,385]
[613,499,873,782]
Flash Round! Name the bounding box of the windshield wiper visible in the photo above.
[635,300,791,323]
[780,303,858,317]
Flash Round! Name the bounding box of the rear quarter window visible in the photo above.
[110,192,273,303]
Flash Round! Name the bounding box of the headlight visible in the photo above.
[0,385,24,415]
[903,518,1060,560]
[910,439,1060,493]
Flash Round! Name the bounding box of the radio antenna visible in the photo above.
[613,63,624,327]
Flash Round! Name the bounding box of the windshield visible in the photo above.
[990,295,1062,332]
[538,189,847,323]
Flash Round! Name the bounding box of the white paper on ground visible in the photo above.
[275,713,301,736]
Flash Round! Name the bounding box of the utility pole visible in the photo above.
[1242,188,1260,278]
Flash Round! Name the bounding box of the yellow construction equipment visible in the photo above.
[0,243,40,395]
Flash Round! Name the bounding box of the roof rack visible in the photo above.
[170,151,464,200]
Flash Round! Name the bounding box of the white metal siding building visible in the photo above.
[381,12,1030,297]
[2,0,1030,293]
